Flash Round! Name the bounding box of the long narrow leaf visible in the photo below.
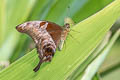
[0,0,120,80]
[81,29,120,80]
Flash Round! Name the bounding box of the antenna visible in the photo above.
[66,5,71,18]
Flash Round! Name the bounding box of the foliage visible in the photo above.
[0,0,120,80]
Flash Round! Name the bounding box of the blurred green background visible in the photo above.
[0,0,119,80]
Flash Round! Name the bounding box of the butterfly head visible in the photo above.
[64,23,70,32]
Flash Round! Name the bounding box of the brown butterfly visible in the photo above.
[16,21,70,72]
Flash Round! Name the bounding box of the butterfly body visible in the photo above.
[16,21,70,72]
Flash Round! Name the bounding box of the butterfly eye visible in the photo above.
[65,23,70,28]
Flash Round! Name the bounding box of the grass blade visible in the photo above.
[81,29,120,80]
[0,0,120,80]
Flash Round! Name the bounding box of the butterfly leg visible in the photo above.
[33,50,43,72]
[33,57,43,72]
[58,39,65,51]
[33,40,44,72]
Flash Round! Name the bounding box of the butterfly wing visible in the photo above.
[46,22,63,47]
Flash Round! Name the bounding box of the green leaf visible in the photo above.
[72,0,114,22]
[29,0,58,20]
[80,29,120,80]
[67,31,112,79]
[0,33,19,61]
[0,0,36,61]
[45,0,114,24]
[92,73,100,80]
[0,0,120,80]
[99,38,120,74]
[0,0,7,46]
[8,0,114,63]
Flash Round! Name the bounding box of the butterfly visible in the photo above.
[16,21,70,72]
